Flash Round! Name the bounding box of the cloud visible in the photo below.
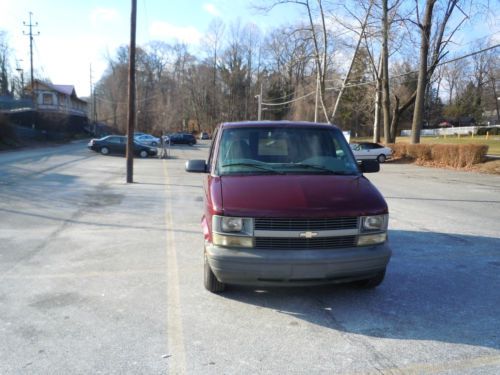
[149,22,202,45]
[90,7,120,26]
[203,3,221,17]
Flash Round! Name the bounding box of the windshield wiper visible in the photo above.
[290,163,357,175]
[221,162,284,174]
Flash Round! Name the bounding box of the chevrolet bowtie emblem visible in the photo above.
[299,231,318,239]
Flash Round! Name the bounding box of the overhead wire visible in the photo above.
[259,43,499,107]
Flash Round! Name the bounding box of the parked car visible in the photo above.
[186,121,391,293]
[134,134,160,146]
[199,132,210,140]
[169,133,197,145]
[350,142,392,163]
[88,135,157,158]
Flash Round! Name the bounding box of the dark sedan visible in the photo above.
[168,133,197,145]
[88,135,157,158]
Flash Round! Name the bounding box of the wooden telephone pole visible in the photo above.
[126,0,137,183]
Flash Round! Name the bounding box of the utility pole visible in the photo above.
[126,0,137,183]
[23,12,39,94]
[256,83,263,121]
[16,59,24,98]
[90,64,97,133]
[314,69,319,122]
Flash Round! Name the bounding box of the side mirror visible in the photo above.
[185,159,207,173]
[359,159,380,173]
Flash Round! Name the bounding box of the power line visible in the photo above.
[260,44,499,107]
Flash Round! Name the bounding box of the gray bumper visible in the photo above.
[206,243,391,286]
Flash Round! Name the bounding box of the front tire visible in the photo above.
[377,154,386,163]
[204,251,225,293]
[139,150,148,158]
[100,147,109,155]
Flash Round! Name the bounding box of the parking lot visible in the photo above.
[1,140,499,374]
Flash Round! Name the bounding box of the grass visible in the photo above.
[352,135,500,155]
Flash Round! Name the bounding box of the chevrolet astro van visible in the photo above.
[186,121,391,293]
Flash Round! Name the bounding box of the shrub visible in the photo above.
[387,143,407,158]
[392,142,488,168]
[0,114,15,142]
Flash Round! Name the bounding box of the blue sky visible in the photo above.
[1,0,498,98]
[1,0,300,97]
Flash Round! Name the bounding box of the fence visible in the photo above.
[0,97,34,111]
[401,125,500,137]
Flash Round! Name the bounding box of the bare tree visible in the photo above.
[0,31,12,96]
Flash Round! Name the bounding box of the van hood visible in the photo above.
[220,175,387,218]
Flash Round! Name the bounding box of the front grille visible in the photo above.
[254,217,358,231]
[255,236,356,250]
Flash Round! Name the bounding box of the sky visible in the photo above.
[0,0,498,99]
[0,0,301,98]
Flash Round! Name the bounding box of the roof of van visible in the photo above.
[220,121,341,129]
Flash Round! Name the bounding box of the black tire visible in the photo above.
[189,141,194,146]
[377,154,386,163]
[139,150,148,158]
[204,252,225,293]
[353,269,386,289]
[100,147,109,155]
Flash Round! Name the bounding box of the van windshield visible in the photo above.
[216,126,359,175]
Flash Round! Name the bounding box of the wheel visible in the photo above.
[377,154,386,163]
[139,150,148,158]
[151,142,157,146]
[353,269,386,289]
[189,141,194,146]
[204,251,225,293]
[100,147,109,155]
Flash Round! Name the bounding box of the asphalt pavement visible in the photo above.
[0,140,499,374]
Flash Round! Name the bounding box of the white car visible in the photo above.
[350,142,392,163]
[134,134,160,146]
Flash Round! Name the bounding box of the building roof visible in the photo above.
[51,84,75,96]
[30,80,87,104]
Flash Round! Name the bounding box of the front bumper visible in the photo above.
[205,242,391,286]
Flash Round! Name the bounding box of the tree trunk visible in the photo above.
[410,0,436,144]
[373,77,381,143]
[381,0,391,143]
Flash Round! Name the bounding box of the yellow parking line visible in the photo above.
[163,159,187,375]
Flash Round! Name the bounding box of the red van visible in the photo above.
[186,121,391,292]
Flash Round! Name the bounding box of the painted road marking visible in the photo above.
[163,159,187,375]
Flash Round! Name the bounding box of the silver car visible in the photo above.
[350,142,392,163]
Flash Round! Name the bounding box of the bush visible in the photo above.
[0,114,16,142]
[477,127,500,136]
[392,143,488,168]
[387,143,407,158]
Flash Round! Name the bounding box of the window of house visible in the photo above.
[42,93,53,105]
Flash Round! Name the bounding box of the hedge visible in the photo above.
[387,143,489,168]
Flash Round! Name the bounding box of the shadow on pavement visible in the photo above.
[220,229,500,350]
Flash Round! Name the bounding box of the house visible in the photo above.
[29,79,88,117]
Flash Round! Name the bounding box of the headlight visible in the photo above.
[213,215,253,235]
[221,217,243,232]
[361,215,388,232]
[213,233,254,248]
[212,215,254,248]
[357,233,387,246]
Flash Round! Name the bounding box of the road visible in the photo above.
[0,141,499,374]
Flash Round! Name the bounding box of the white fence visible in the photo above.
[401,125,500,137]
